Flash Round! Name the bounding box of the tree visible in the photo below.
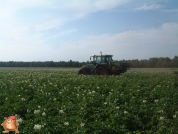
[172,55,178,67]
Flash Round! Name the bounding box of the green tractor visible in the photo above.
[78,53,130,75]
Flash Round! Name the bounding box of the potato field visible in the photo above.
[0,68,178,134]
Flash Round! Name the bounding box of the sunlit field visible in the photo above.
[0,68,178,133]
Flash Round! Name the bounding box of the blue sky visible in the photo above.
[0,0,177,62]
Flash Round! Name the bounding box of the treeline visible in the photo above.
[0,56,177,68]
[129,56,178,68]
[0,60,85,67]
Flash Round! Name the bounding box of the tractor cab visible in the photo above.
[90,55,113,64]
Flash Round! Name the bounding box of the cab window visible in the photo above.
[96,56,101,63]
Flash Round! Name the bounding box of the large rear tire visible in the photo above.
[96,66,108,75]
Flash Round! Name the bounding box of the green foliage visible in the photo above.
[0,68,178,133]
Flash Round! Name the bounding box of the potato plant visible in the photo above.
[0,68,178,134]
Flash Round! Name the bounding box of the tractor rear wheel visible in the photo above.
[96,66,108,75]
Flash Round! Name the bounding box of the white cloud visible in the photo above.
[57,29,77,36]
[134,4,161,11]
[0,0,130,32]
[0,0,131,45]
[61,22,178,61]
[65,0,130,12]
[1,22,176,61]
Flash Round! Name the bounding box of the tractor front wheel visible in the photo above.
[96,67,108,75]
[78,68,87,75]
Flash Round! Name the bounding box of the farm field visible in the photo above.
[0,68,178,134]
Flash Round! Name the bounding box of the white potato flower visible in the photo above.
[124,111,128,114]
[160,116,164,120]
[59,110,64,114]
[104,102,107,105]
[64,122,69,126]
[42,112,46,116]
[21,98,25,101]
[173,114,176,119]
[34,110,40,114]
[17,118,23,123]
[92,91,96,94]
[116,106,120,110]
[80,123,85,127]
[143,100,146,103]
[154,99,159,103]
[34,124,43,130]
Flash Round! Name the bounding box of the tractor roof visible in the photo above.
[92,55,113,57]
